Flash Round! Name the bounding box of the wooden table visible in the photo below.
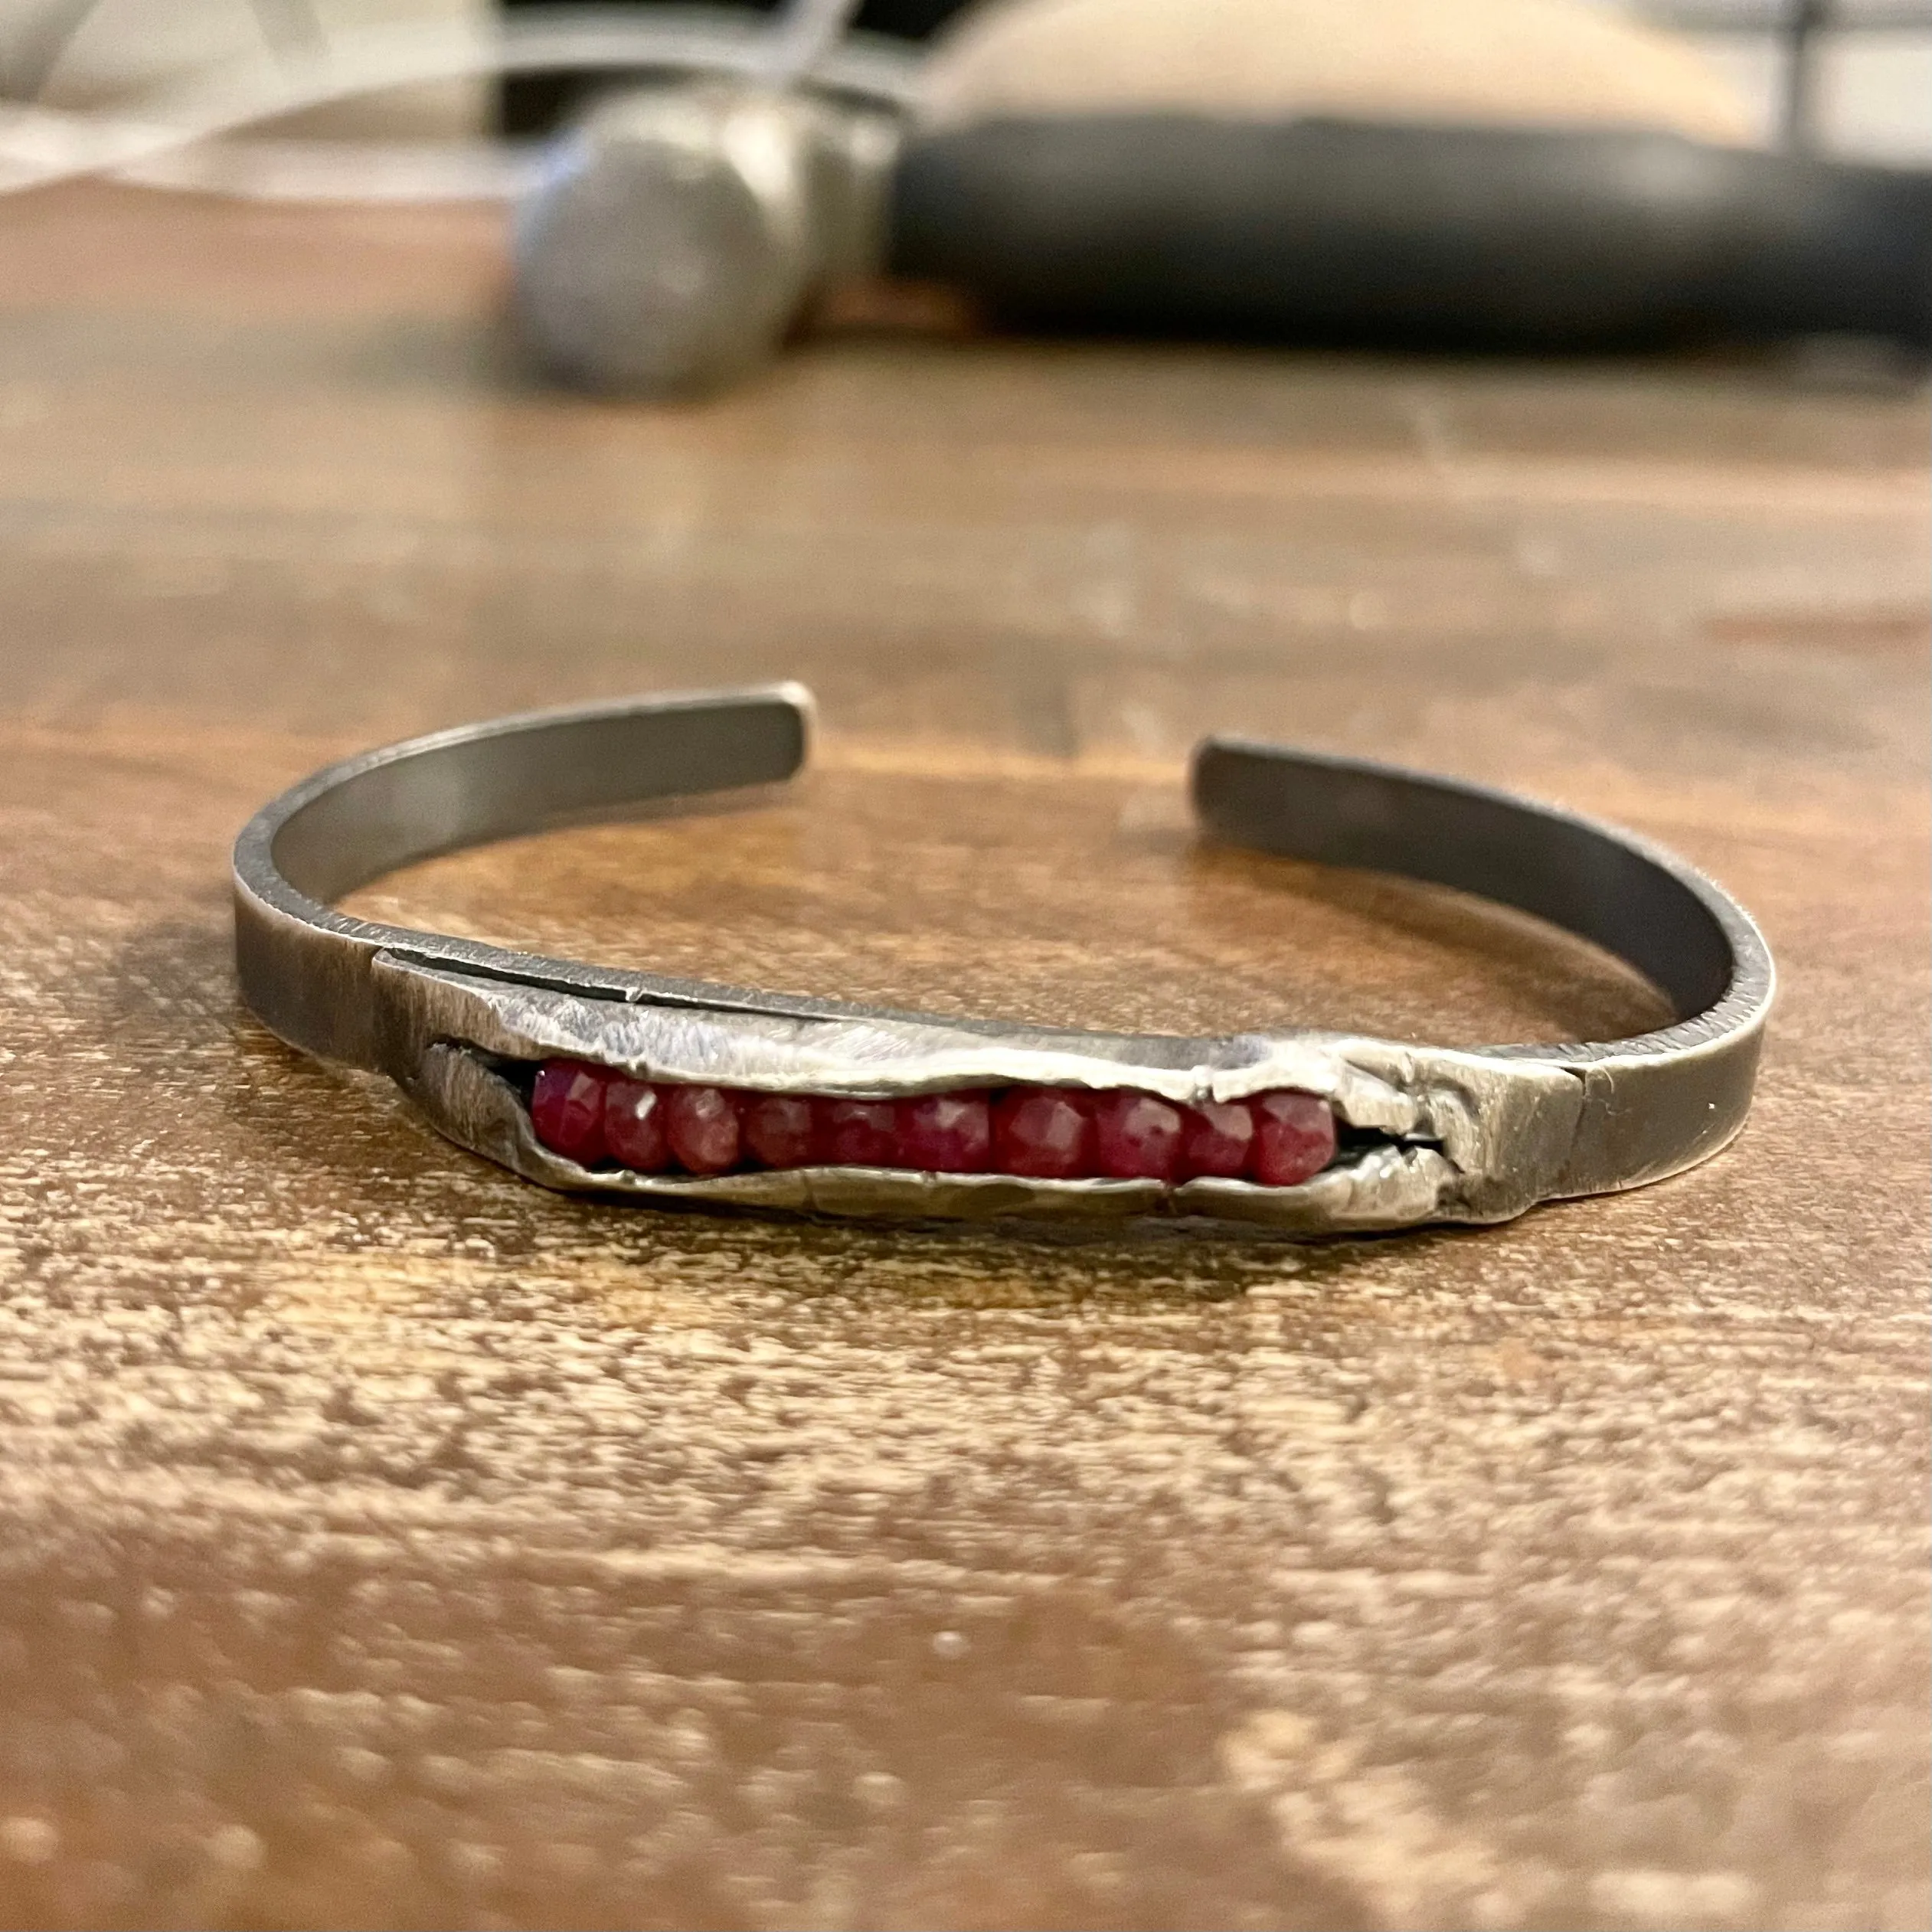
[0,185,1924,1932]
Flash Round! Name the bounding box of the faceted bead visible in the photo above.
[816,1098,900,1168]
[992,1087,1093,1178]
[742,1093,815,1168]
[896,1092,992,1172]
[603,1076,669,1170]
[1093,1091,1183,1180]
[664,1084,741,1175]
[531,1059,607,1163]
[1179,1100,1255,1180]
[1250,1090,1336,1187]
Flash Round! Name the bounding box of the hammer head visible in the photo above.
[513,83,901,397]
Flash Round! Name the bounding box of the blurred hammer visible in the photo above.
[512,70,1932,394]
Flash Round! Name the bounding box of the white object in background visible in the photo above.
[0,4,919,198]
[917,0,1758,144]
[1686,28,1932,163]
[2,0,491,139]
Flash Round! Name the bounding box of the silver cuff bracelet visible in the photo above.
[231,685,1773,1232]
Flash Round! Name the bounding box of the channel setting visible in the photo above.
[528,1060,1339,1188]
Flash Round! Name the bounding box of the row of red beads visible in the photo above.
[530,1059,1338,1188]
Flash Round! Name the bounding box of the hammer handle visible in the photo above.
[888,117,1932,348]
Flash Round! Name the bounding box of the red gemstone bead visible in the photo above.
[896,1092,992,1172]
[742,1093,814,1168]
[816,1098,900,1168]
[603,1077,669,1170]
[1179,1100,1256,1180]
[531,1059,607,1162]
[992,1087,1093,1178]
[664,1085,741,1175]
[1093,1091,1184,1180]
[1250,1090,1336,1187]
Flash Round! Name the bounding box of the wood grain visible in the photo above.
[0,185,1925,1932]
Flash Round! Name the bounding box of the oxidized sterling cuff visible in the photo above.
[231,686,1773,1231]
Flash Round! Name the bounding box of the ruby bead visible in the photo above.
[816,1098,900,1168]
[1180,1100,1256,1180]
[897,1093,992,1172]
[539,1069,1338,1189]
[992,1087,1093,1178]
[1250,1090,1336,1187]
[1093,1091,1184,1180]
[531,1059,607,1163]
[664,1085,741,1175]
[603,1077,669,1170]
[742,1094,815,1168]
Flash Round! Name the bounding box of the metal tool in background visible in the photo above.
[511,74,1932,394]
[513,79,901,391]
[2,0,1927,387]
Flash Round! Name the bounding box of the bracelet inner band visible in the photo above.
[231,684,1773,1227]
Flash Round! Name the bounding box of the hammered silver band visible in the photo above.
[230,685,1773,1230]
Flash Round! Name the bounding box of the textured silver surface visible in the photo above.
[387,959,1577,1230]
